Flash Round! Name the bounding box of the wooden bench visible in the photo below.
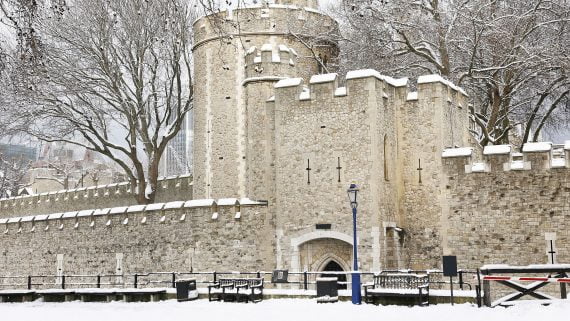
[0,290,36,302]
[208,278,264,303]
[363,273,429,306]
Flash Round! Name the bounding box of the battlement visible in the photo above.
[0,175,193,218]
[442,141,570,174]
[271,69,468,106]
[244,44,298,81]
[0,198,267,236]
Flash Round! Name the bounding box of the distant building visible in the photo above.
[0,144,38,162]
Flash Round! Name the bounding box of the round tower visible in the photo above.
[192,1,338,199]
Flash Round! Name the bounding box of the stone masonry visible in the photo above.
[0,0,569,280]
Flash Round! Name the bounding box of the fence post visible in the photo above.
[483,279,491,307]
[61,275,66,290]
[213,271,217,284]
[27,276,32,290]
[134,274,138,289]
[97,275,101,288]
[475,285,482,307]
[303,271,308,290]
[172,272,176,288]
[256,271,261,278]
[459,271,464,290]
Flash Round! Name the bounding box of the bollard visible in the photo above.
[303,271,308,290]
[172,272,176,288]
[27,276,32,290]
[134,274,138,289]
[97,275,101,288]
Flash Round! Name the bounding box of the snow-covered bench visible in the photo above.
[208,278,264,303]
[363,273,429,306]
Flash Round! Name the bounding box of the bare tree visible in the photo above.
[16,0,195,204]
[0,153,31,198]
[338,0,570,146]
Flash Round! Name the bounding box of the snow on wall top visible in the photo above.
[442,147,473,158]
[0,174,192,202]
[445,142,570,174]
[345,69,408,88]
[275,78,303,88]
[406,92,418,101]
[565,141,570,150]
[309,73,337,84]
[417,74,468,96]
[522,142,552,152]
[483,145,512,155]
[0,198,268,228]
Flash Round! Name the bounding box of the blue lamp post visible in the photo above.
[347,183,361,304]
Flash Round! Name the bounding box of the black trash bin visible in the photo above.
[176,279,198,302]
[316,277,338,303]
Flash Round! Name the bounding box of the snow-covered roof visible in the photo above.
[522,142,552,153]
[406,92,418,101]
[184,199,216,208]
[278,45,290,52]
[309,73,337,84]
[164,201,185,210]
[417,74,468,96]
[267,96,276,102]
[345,69,408,88]
[442,147,473,158]
[484,145,512,155]
[275,78,303,88]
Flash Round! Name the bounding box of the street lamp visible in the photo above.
[347,183,361,304]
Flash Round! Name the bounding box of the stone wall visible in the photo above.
[442,143,570,269]
[398,76,470,269]
[0,201,271,280]
[0,175,193,219]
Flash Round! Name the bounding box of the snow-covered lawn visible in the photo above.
[1,299,569,321]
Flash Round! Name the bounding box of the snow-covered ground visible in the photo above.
[1,299,570,321]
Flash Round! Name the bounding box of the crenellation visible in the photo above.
[483,144,512,172]
[0,175,194,218]
[244,44,298,80]
[444,143,570,175]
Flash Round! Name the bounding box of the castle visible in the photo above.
[0,0,569,280]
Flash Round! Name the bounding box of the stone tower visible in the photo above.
[192,0,338,199]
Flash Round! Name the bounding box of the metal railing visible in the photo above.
[0,269,478,292]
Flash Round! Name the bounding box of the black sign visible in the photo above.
[316,224,332,230]
[442,256,458,277]
[271,270,289,283]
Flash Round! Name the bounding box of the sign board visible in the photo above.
[442,256,458,277]
[271,270,289,283]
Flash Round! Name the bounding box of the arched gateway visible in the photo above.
[290,231,353,288]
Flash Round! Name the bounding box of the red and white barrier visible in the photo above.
[483,275,570,283]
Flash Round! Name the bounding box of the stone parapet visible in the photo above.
[0,175,193,218]
[244,44,298,80]
[443,142,569,174]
